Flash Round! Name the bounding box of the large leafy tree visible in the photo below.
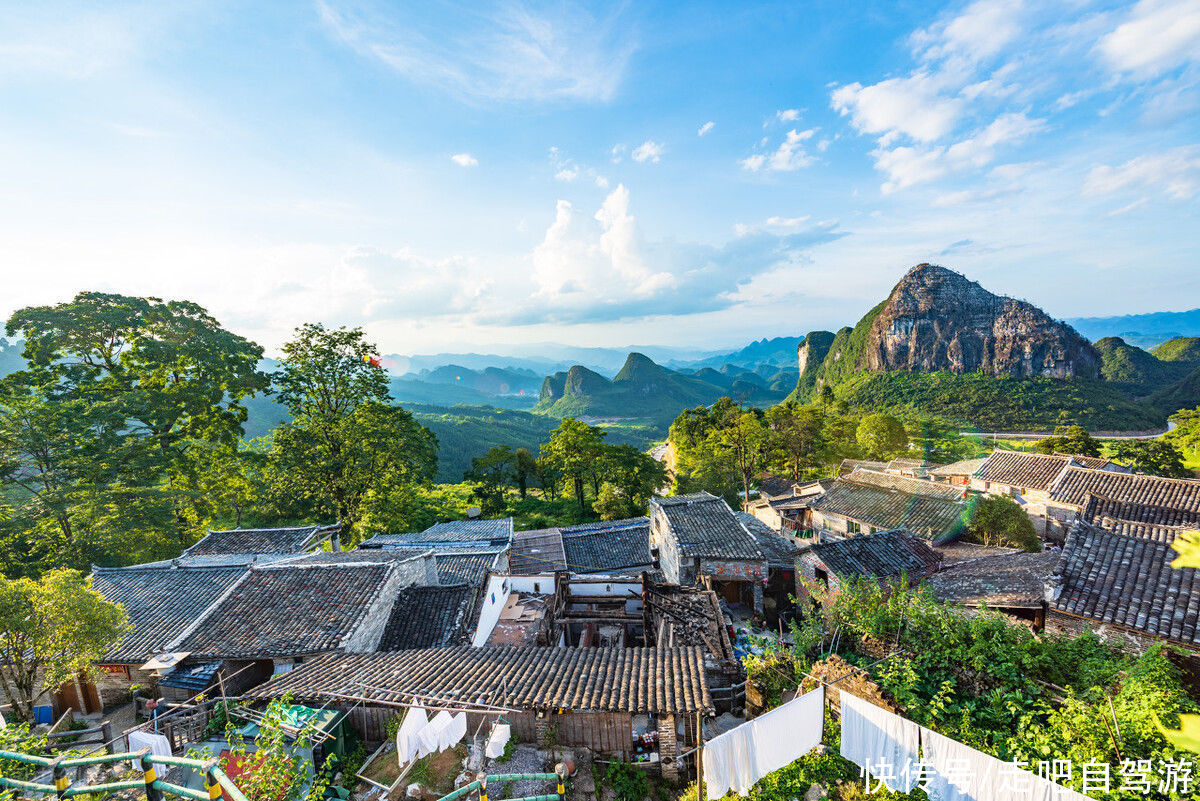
[0,569,127,722]
[1,293,269,567]
[964,494,1039,551]
[593,444,668,519]
[1110,439,1190,478]
[268,325,437,545]
[1033,424,1101,458]
[766,402,826,480]
[708,409,768,511]
[465,445,518,515]
[855,413,908,460]
[540,418,605,513]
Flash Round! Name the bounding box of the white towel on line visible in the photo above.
[395,704,428,765]
[921,726,1089,801]
[419,711,454,756]
[839,692,922,794]
[443,713,468,750]
[128,730,172,759]
[485,722,511,759]
[703,686,825,798]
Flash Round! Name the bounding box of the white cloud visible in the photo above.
[1084,146,1200,200]
[734,215,811,236]
[317,0,637,103]
[912,0,1024,63]
[831,73,964,143]
[697,121,715,136]
[451,152,478,167]
[741,129,817,172]
[631,140,664,163]
[1098,0,1200,78]
[776,108,800,122]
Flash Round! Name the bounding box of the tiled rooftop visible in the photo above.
[184,524,340,556]
[735,512,801,568]
[1051,521,1200,647]
[360,517,514,548]
[92,564,248,664]
[1050,467,1200,512]
[651,493,765,561]
[379,584,476,650]
[508,529,567,574]
[809,470,968,541]
[561,519,653,574]
[244,647,713,713]
[176,563,396,659]
[927,550,1060,609]
[805,529,941,582]
[974,451,1072,492]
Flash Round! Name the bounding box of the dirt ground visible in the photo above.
[369,745,466,800]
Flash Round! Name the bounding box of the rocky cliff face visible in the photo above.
[862,264,1101,379]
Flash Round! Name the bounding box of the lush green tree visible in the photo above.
[1033,424,1101,457]
[465,445,518,515]
[766,402,826,480]
[1110,439,1191,478]
[593,444,668,518]
[1167,407,1200,465]
[964,494,1040,551]
[268,325,436,546]
[514,447,538,499]
[708,410,768,510]
[540,419,605,513]
[907,417,978,464]
[0,569,128,722]
[855,413,908,460]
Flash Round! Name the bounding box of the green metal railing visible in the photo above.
[0,747,249,801]
[436,771,565,801]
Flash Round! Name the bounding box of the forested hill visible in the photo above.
[786,264,1198,432]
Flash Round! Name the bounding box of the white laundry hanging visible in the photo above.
[128,730,172,759]
[839,692,922,794]
[920,726,1089,801]
[418,711,454,757]
[395,704,429,765]
[443,713,468,750]
[485,722,512,759]
[703,687,825,798]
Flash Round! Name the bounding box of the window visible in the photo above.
[847,521,862,534]
[814,567,828,586]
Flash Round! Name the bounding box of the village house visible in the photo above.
[736,512,801,625]
[838,458,887,476]
[808,469,969,543]
[746,479,832,539]
[884,458,941,479]
[508,528,569,573]
[648,492,769,612]
[926,549,1060,627]
[1046,519,1200,678]
[242,646,713,780]
[560,518,654,576]
[170,523,343,566]
[928,457,987,486]
[970,451,1130,539]
[1043,466,1200,540]
[795,529,941,596]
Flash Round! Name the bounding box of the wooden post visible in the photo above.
[204,761,223,801]
[101,722,113,755]
[695,711,703,801]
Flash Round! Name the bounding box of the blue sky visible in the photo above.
[0,0,1197,355]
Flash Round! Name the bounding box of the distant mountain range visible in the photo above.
[1067,309,1200,350]
[533,352,797,425]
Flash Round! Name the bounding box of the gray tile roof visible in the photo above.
[1080,493,1197,544]
[839,458,888,475]
[361,518,514,548]
[245,647,713,713]
[1051,521,1200,647]
[561,519,653,574]
[929,458,987,477]
[176,563,395,659]
[1052,453,1124,471]
[92,565,249,664]
[805,530,941,583]
[184,524,340,556]
[809,470,969,541]
[379,584,476,650]
[735,512,801,568]
[927,551,1060,608]
[315,546,499,587]
[974,451,1072,491]
[1050,467,1200,512]
[509,529,567,574]
[651,493,765,561]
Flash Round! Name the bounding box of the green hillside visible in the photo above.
[827,370,1165,432]
[790,330,836,400]
[1149,363,1200,417]
[1152,336,1200,363]
[1094,336,1191,396]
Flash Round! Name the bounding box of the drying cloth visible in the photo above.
[704,687,825,798]
[485,722,511,759]
[419,711,454,756]
[128,730,172,759]
[839,693,921,793]
[444,713,468,750]
[395,704,428,765]
[921,727,1089,801]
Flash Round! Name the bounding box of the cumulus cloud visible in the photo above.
[831,72,964,144]
[741,129,817,172]
[317,0,637,103]
[697,121,714,136]
[1084,146,1200,200]
[451,152,478,167]
[1098,0,1200,78]
[515,185,843,323]
[911,0,1024,63]
[632,140,664,163]
[776,108,800,122]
